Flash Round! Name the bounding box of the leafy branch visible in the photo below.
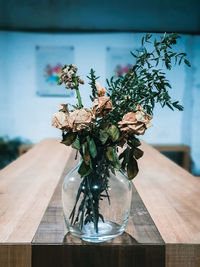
[87,69,100,101]
[106,33,190,122]
[59,33,191,234]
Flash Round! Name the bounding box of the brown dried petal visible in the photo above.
[92,96,113,117]
[128,123,146,135]
[118,107,152,136]
[52,111,70,130]
[78,78,85,84]
[69,108,95,132]
[96,82,106,97]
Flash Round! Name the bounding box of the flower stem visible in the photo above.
[74,78,83,108]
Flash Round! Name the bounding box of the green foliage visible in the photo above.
[70,149,111,233]
[106,33,189,123]
[72,136,81,150]
[82,142,91,165]
[133,147,144,160]
[106,146,114,162]
[62,132,76,146]
[87,137,97,158]
[127,155,139,180]
[119,146,139,179]
[128,136,141,148]
[78,160,92,177]
[60,33,191,233]
[119,147,130,170]
[107,125,120,142]
[87,69,100,101]
[99,129,109,145]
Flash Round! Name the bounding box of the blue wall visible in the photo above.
[0,31,199,174]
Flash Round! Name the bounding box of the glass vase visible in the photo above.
[62,164,132,242]
[62,158,133,243]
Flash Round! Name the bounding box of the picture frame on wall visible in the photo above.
[35,46,74,97]
[106,47,136,79]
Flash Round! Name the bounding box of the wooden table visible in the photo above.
[0,139,200,267]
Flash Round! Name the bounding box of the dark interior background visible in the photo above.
[0,0,200,33]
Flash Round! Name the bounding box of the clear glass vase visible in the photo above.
[62,160,133,243]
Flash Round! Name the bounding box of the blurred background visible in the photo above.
[0,0,200,174]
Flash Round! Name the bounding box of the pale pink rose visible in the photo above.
[96,82,106,97]
[69,108,95,132]
[118,105,152,135]
[52,111,70,130]
[92,96,113,117]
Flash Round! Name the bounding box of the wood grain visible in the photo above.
[32,148,165,267]
[0,244,31,267]
[1,138,200,266]
[0,139,71,267]
[134,141,200,266]
[32,149,77,245]
[32,244,164,267]
[135,141,200,244]
[166,244,200,267]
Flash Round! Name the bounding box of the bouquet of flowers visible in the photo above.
[52,33,190,233]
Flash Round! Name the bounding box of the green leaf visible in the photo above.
[166,102,174,111]
[133,147,144,159]
[113,148,121,170]
[83,153,90,165]
[164,82,172,88]
[129,136,141,147]
[184,59,191,67]
[106,147,114,162]
[72,136,81,150]
[119,147,130,170]
[107,125,120,142]
[106,78,110,87]
[127,156,139,180]
[82,142,86,154]
[78,161,92,177]
[172,101,184,111]
[119,149,126,160]
[130,51,137,58]
[62,132,76,146]
[99,129,109,145]
[142,37,145,46]
[82,142,90,165]
[87,138,97,158]
[178,57,183,65]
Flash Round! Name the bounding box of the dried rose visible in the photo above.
[52,111,70,131]
[92,96,113,117]
[69,108,95,132]
[58,64,84,89]
[96,82,106,97]
[135,105,152,127]
[118,105,152,135]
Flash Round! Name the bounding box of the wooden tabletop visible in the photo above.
[0,139,200,267]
